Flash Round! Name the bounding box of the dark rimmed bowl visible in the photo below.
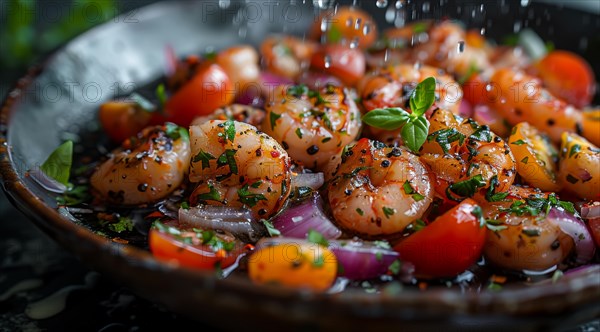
[1,1,599,330]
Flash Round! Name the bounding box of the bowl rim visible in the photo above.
[0,0,599,324]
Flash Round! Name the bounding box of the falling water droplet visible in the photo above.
[218,0,231,9]
[385,6,396,22]
[384,49,390,63]
[350,37,360,48]
[313,0,334,10]
[521,0,530,7]
[457,41,465,53]
[346,18,353,27]
[480,27,486,35]
[324,55,332,68]
[485,84,493,92]
[513,21,522,33]
[321,18,331,32]
[376,0,388,8]
[480,4,485,12]
[394,10,405,27]
[422,1,430,12]
[354,18,362,30]
[238,26,247,38]
[363,23,371,35]
[395,0,403,8]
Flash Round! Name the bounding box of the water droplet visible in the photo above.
[350,38,360,48]
[422,1,430,12]
[485,84,493,92]
[218,0,230,9]
[394,10,405,27]
[384,49,390,63]
[395,0,403,9]
[321,18,331,32]
[513,21,522,33]
[471,9,476,18]
[346,18,353,27]
[354,18,362,30]
[457,41,465,53]
[385,6,396,22]
[313,0,334,10]
[521,0,530,7]
[480,27,486,35]
[363,23,371,35]
[324,55,332,68]
[376,0,388,8]
[238,27,247,38]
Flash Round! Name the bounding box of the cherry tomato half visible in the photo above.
[393,198,486,278]
[310,44,366,87]
[99,101,152,143]
[165,62,235,127]
[535,50,596,108]
[311,6,378,49]
[149,222,244,270]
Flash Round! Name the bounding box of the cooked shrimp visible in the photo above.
[216,45,260,89]
[558,132,600,200]
[487,68,600,146]
[191,104,265,129]
[357,64,462,145]
[482,186,575,271]
[91,124,191,205]
[262,84,362,170]
[327,138,434,238]
[420,108,516,202]
[260,35,317,79]
[188,120,291,219]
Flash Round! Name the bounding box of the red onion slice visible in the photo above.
[581,202,600,220]
[291,172,324,190]
[28,168,68,193]
[271,193,341,240]
[458,99,473,118]
[179,206,264,242]
[329,239,402,280]
[548,207,596,264]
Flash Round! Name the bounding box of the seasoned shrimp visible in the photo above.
[328,138,434,238]
[188,120,291,219]
[487,68,600,146]
[482,186,575,271]
[260,35,317,79]
[191,104,265,129]
[357,64,462,145]
[262,84,362,170]
[420,108,516,202]
[558,132,600,200]
[90,124,191,205]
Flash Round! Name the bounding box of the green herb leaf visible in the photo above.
[261,219,281,237]
[356,208,364,216]
[448,174,486,199]
[237,185,267,207]
[40,141,73,186]
[224,120,236,143]
[165,123,189,142]
[193,150,216,169]
[130,93,156,113]
[569,144,581,158]
[287,84,309,97]
[511,139,527,146]
[155,83,167,108]
[361,108,410,130]
[270,112,281,130]
[388,259,402,275]
[56,185,91,206]
[471,205,485,228]
[485,175,509,202]
[196,183,222,202]
[180,201,190,210]
[427,128,466,154]
[307,229,329,247]
[295,128,303,139]
[107,216,134,233]
[216,149,238,175]
[410,77,436,117]
[402,116,429,153]
[382,206,395,219]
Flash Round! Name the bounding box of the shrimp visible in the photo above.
[487,68,600,146]
[90,124,191,205]
[260,35,317,79]
[558,132,600,200]
[419,108,516,203]
[357,64,462,145]
[327,138,434,238]
[262,84,362,171]
[188,120,291,219]
[481,186,575,271]
[191,104,265,129]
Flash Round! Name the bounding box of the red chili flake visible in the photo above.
[270,150,280,158]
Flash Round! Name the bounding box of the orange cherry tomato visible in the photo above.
[149,222,243,270]
[310,44,366,86]
[311,6,377,49]
[248,241,337,292]
[393,198,486,278]
[165,62,235,127]
[99,101,152,143]
[535,50,596,108]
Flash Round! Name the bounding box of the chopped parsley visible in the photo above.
[104,216,134,233]
[569,144,581,157]
[195,183,222,202]
[388,259,402,275]
[216,149,238,174]
[403,180,425,201]
[193,150,216,169]
[270,112,281,130]
[511,139,527,146]
[224,120,236,143]
[446,174,486,201]
[237,184,267,207]
[165,123,189,142]
[307,229,329,247]
[485,175,509,202]
[427,128,466,153]
[261,219,281,237]
[295,128,303,139]
[382,206,395,219]
[356,208,364,216]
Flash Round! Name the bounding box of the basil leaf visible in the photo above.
[261,219,281,237]
[40,141,73,186]
[401,116,429,153]
[362,108,410,130]
[410,77,436,117]
[448,174,486,198]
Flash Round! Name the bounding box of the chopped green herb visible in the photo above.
[521,156,529,164]
[237,184,267,207]
[307,229,329,247]
[488,282,502,292]
[40,140,73,186]
[327,24,342,43]
[250,180,263,188]
[427,128,466,153]
[469,126,493,142]
[569,144,581,157]
[165,123,189,142]
[56,185,91,206]
[403,180,426,201]
[522,228,541,237]
[155,83,167,108]
[471,205,485,227]
[287,84,309,97]
[224,119,236,143]
[447,174,486,200]
[295,128,303,139]
[107,216,134,233]
[382,206,395,219]
[196,183,222,202]
[180,201,190,210]
[343,166,371,178]
[261,219,281,237]
[356,208,364,216]
[511,139,527,146]
[485,175,509,202]
[375,251,383,261]
[373,240,391,249]
[193,150,216,169]
[388,259,402,275]
[216,149,238,174]
[270,112,281,130]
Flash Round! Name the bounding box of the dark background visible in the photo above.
[1,0,598,331]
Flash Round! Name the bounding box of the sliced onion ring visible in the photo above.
[329,239,402,280]
[291,172,324,190]
[271,193,341,239]
[179,206,264,242]
[548,207,596,264]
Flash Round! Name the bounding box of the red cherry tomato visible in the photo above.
[98,101,152,143]
[310,44,366,87]
[393,198,486,278]
[165,62,235,127]
[149,222,244,270]
[535,50,596,108]
[461,73,488,107]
